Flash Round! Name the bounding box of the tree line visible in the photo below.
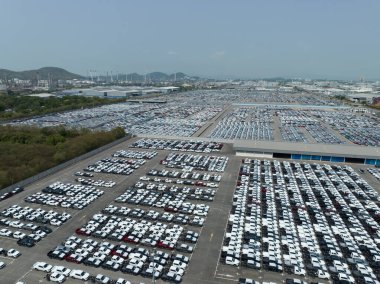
[0,125,126,189]
[0,93,125,120]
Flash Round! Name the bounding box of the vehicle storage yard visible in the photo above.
[10,89,380,148]
[1,90,380,284]
[0,134,379,284]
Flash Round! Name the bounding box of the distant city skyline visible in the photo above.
[1,0,379,80]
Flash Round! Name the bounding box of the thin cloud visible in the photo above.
[211,50,226,59]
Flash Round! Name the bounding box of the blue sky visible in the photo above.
[1,0,379,80]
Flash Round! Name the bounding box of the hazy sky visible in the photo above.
[1,0,379,80]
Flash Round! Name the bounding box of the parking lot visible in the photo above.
[209,108,275,141]
[11,103,223,138]
[217,158,380,284]
[312,110,380,147]
[0,135,380,284]
[8,88,379,148]
[0,137,241,284]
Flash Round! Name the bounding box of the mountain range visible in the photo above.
[0,67,199,82]
[0,67,84,81]
[121,72,199,82]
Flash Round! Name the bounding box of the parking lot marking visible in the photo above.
[0,256,16,268]
[78,214,87,222]
[215,274,237,282]
[16,268,32,283]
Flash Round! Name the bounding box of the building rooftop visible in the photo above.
[27,93,55,98]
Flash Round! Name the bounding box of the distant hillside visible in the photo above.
[0,67,84,81]
[0,67,199,83]
[125,71,198,82]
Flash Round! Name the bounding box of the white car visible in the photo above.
[50,219,62,226]
[35,230,47,238]
[318,270,330,279]
[33,262,52,272]
[193,210,207,216]
[9,221,24,228]
[225,256,239,266]
[70,269,90,280]
[169,265,185,276]
[96,274,110,284]
[7,249,21,258]
[338,273,355,283]
[0,229,12,237]
[0,261,5,269]
[172,260,187,270]
[49,272,66,283]
[51,265,71,276]
[13,231,26,239]
[116,278,131,284]
[294,267,306,276]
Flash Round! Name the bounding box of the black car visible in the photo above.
[17,237,35,247]
[36,225,52,234]
[47,250,66,260]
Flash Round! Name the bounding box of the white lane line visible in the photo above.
[215,275,238,281]
[16,268,33,282]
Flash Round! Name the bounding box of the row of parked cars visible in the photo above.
[135,180,216,202]
[102,204,205,228]
[1,205,71,226]
[368,168,380,182]
[116,187,210,216]
[280,125,308,143]
[222,158,380,284]
[0,204,55,246]
[25,182,104,210]
[0,187,24,203]
[75,177,116,188]
[48,233,191,282]
[279,110,343,144]
[279,111,319,127]
[210,121,274,141]
[130,139,223,153]
[74,212,198,249]
[85,158,146,175]
[304,124,343,144]
[14,100,222,137]
[146,169,222,182]
[33,261,134,284]
[0,222,51,247]
[312,110,380,147]
[162,153,228,172]
[123,162,219,213]
[113,150,158,160]
[209,107,275,141]
[129,105,221,137]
